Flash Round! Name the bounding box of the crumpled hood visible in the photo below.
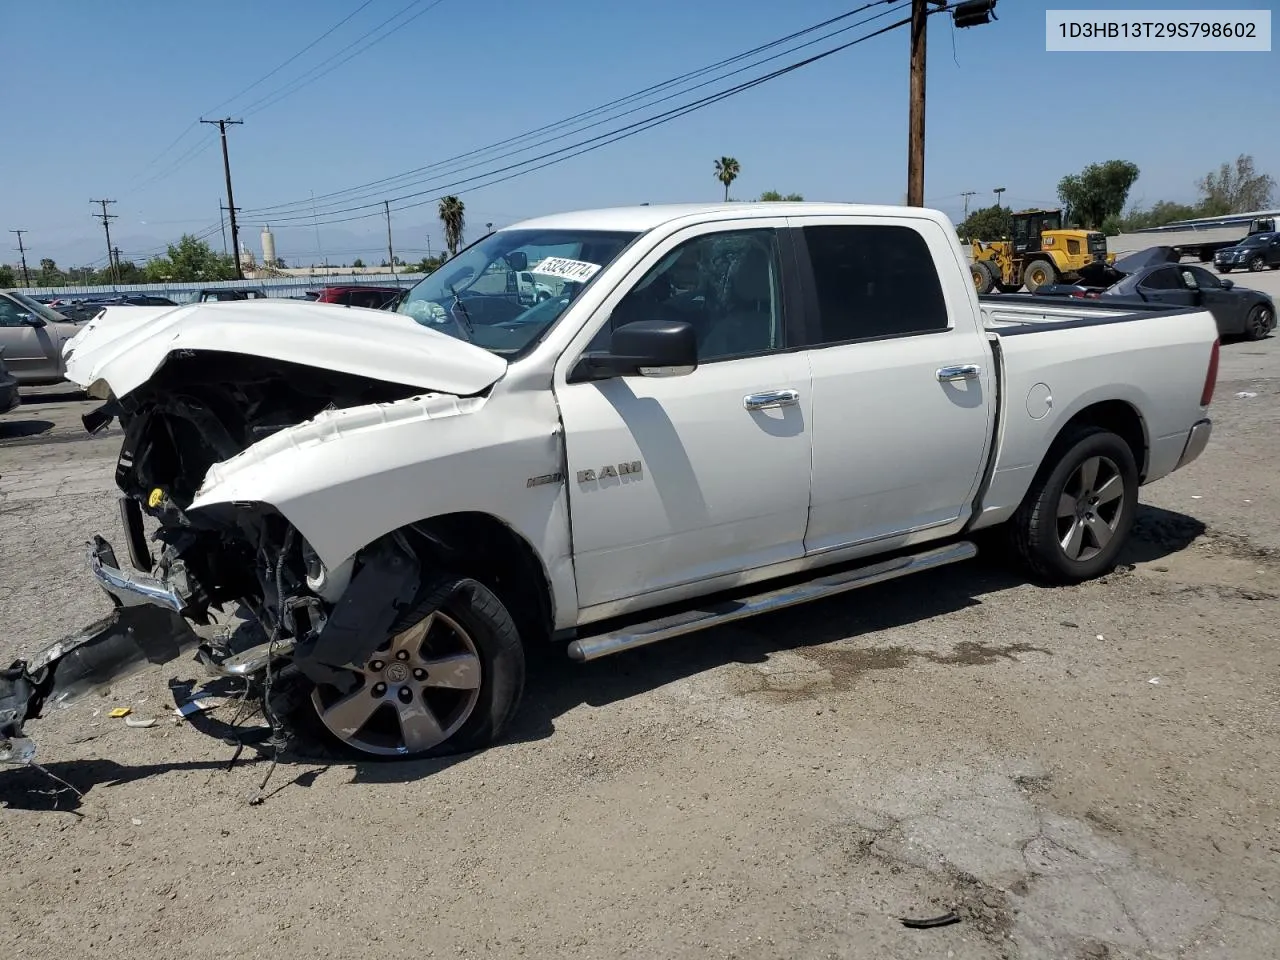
[65,300,508,398]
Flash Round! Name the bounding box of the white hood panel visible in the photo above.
[65,300,508,397]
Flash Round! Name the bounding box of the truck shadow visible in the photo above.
[356,503,1207,785]
[1,504,1208,801]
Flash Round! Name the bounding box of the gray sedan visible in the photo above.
[0,291,83,384]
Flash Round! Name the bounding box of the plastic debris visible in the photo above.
[174,695,226,718]
[900,911,961,929]
[130,817,142,826]
[1148,677,1161,685]
[124,715,157,728]
[1096,634,1105,641]
[1234,391,1258,399]
[107,707,132,719]
[1191,495,1202,500]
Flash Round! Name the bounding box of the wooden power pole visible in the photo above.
[91,199,119,283]
[201,118,245,279]
[9,230,31,287]
[906,0,929,208]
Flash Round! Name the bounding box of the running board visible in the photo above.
[566,541,977,663]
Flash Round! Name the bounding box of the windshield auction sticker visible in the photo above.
[1046,9,1270,51]
[530,257,602,282]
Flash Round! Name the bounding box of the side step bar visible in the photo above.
[567,541,977,663]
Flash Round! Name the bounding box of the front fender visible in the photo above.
[188,387,577,628]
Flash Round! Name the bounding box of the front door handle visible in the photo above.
[936,364,982,383]
[744,389,800,411]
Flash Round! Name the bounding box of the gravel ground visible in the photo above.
[2,287,1278,960]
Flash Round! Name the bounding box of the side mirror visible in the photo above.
[568,320,698,383]
[504,251,528,272]
[19,313,46,327]
[1221,278,1234,290]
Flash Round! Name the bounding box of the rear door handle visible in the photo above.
[744,389,800,411]
[936,364,982,382]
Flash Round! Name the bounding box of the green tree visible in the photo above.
[1118,199,1201,232]
[714,157,740,202]
[1057,160,1141,229]
[352,257,366,269]
[36,258,64,287]
[957,204,1012,241]
[438,196,466,256]
[759,190,803,201]
[0,265,15,287]
[1196,154,1276,216]
[144,234,237,282]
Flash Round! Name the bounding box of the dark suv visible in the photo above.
[1215,232,1280,273]
[310,285,404,309]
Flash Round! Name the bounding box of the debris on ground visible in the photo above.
[899,910,961,929]
[107,707,132,719]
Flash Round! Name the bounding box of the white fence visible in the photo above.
[16,274,427,302]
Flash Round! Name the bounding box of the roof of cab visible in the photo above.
[505,202,953,234]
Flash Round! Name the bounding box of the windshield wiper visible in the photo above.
[448,284,475,340]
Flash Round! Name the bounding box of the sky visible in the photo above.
[4,0,1277,270]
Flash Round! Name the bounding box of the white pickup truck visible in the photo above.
[2,202,1220,765]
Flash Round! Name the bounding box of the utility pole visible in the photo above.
[201,117,245,279]
[906,0,930,207]
[219,203,229,256]
[91,199,119,283]
[384,200,395,279]
[909,0,998,207]
[112,247,123,280]
[994,186,1006,208]
[961,191,978,219]
[9,230,31,287]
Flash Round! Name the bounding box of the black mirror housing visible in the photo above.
[568,319,698,382]
[505,251,529,272]
[1221,278,1234,289]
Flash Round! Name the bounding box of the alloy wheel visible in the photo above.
[311,610,483,756]
[1056,455,1125,563]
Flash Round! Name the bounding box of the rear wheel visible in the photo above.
[309,576,525,759]
[970,261,996,295]
[1009,426,1138,584]
[1022,259,1057,293]
[1245,304,1273,341]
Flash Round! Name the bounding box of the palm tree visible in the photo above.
[714,157,741,202]
[438,196,466,256]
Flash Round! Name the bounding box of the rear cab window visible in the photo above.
[795,223,950,346]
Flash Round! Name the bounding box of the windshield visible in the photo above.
[396,228,639,355]
[1238,233,1272,247]
[10,291,71,323]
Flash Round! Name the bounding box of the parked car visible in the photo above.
[0,290,84,383]
[191,288,269,303]
[1037,248,1276,340]
[310,284,404,309]
[1215,231,1280,273]
[7,202,1220,764]
[0,350,19,414]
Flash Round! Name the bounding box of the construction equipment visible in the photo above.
[969,209,1114,294]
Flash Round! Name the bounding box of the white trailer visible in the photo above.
[1109,210,1279,260]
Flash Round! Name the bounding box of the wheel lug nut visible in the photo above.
[398,686,413,703]
[372,682,386,696]
[395,650,409,661]
[370,660,384,671]
[413,668,427,681]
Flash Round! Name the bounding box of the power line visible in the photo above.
[243,1,906,218]
[205,0,378,115]
[240,0,452,118]
[290,12,914,230]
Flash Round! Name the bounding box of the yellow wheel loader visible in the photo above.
[968,209,1115,294]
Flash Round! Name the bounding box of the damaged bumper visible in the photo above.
[89,536,189,613]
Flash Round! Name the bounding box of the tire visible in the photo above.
[1022,259,1057,294]
[1248,255,1266,272]
[1245,303,1273,341]
[971,261,996,295]
[996,282,1023,294]
[1218,266,1232,274]
[308,575,525,759]
[1008,426,1139,584]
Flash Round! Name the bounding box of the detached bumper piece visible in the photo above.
[1,537,204,765]
[1176,418,1212,471]
[89,535,188,614]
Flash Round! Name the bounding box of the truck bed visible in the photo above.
[971,294,1218,531]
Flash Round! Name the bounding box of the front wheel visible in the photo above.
[971,261,996,295]
[309,576,525,759]
[1022,259,1057,294]
[1249,255,1266,272]
[1218,266,1232,274]
[1009,426,1139,584]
